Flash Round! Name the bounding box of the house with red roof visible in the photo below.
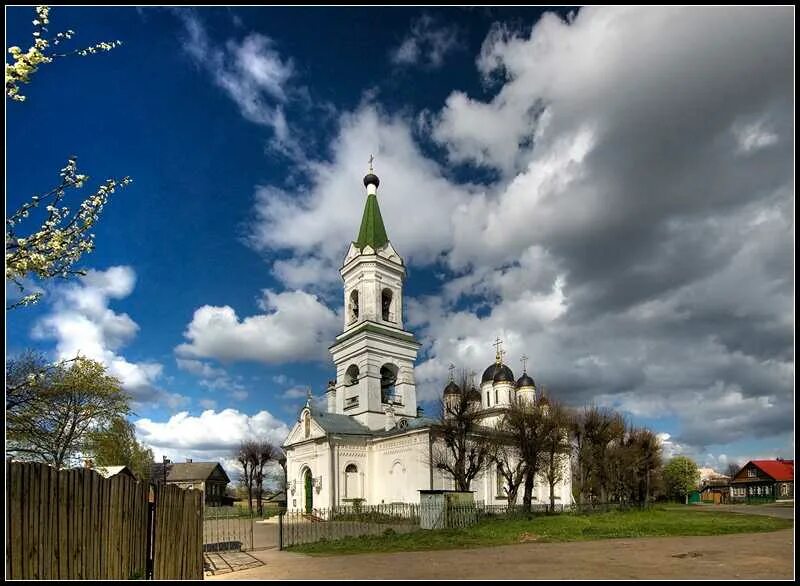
[730,458,794,503]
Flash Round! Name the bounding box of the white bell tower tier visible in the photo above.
[328,161,421,431]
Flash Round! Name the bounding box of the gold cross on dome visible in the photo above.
[448,363,455,381]
[493,337,504,364]
[520,354,529,373]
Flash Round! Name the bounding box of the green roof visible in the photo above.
[355,193,389,250]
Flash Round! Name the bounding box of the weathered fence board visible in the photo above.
[150,483,203,580]
[6,461,202,580]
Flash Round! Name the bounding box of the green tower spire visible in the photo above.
[355,158,388,250]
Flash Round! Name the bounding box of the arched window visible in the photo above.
[304,412,311,438]
[486,391,490,406]
[345,364,360,386]
[345,464,359,499]
[349,290,359,323]
[381,288,393,321]
[496,464,505,496]
[380,364,397,403]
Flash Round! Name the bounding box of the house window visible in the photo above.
[747,467,756,478]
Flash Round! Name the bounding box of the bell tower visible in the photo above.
[327,159,421,430]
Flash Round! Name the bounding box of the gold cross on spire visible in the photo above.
[520,354,529,373]
[368,154,374,173]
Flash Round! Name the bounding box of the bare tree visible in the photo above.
[725,461,742,479]
[491,440,525,508]
[540,395,573,512]
[499,395,550,512]
[571,405,625,505]
[250,440,277,516]
[236,440,258,512]
[430,370,492,491]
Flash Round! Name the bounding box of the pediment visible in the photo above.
[284,410,327,446]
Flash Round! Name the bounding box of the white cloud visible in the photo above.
[390,14,462,69]
[176,358,226,379]
[281,386,308,400]
[31,267,187,410]
[135,408,291,477]
[247,105,475,289]
[176,357,249,400]
[176,289,339,364]
[177,10,302,159]
[245,7,792,454]
[732,118,779,154]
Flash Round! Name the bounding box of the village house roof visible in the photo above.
[151,461,230,484]
[93,465,136,480]
[749,459,794,481]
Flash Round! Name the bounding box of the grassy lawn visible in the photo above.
[289,507,792,556]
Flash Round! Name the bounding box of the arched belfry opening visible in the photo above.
[380,364,398,403]
[381,288,393,322]
[349,290,359,323]
[345,364,360,386]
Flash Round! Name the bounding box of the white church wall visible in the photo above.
[285,439,332,512]
[368,430,431,504]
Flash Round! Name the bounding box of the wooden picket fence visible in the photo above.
[152,483,204,580]
[5,461,203,580]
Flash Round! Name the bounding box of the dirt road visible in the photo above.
[208,529,794,580]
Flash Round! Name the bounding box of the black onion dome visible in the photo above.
[443,381,461,396]
[467,387,482,402]
[363,173,380,188]
[516,373,536,388]
[481,363,515,383]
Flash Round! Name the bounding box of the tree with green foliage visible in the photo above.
[87,417,154,481]
[663,456,700,504]
[6,355,131,469]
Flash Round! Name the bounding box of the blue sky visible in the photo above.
[6,6,793,472]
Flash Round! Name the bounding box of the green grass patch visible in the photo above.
[289,507,792,556]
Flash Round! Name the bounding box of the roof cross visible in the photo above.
[368,154,374,173]
[448,363,456,382]
[520,354,529,373]
[493,337,504,365]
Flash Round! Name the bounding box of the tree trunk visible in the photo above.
[522,468,535,512]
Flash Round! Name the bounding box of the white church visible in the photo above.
[282,164,572,512]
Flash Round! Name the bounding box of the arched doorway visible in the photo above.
[304,468,313,513]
